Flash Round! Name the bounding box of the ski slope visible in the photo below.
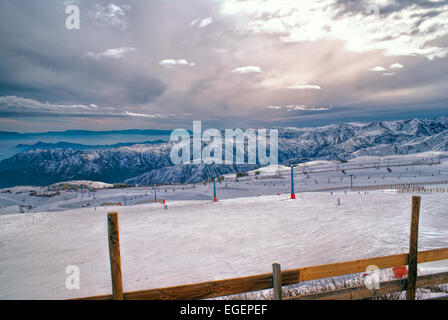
[0,152,447,215]
[0,152,447,299]
[0,190,447,299]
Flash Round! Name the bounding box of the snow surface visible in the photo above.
[52,181,114,189]
[0,153,447,299]
[1,151,447,215]
[0,192,447,299]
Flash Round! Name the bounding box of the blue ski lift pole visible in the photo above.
[213,177,218,202]
[291,166,296,199]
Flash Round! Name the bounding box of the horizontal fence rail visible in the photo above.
[75,248,448,300]
[351,180,448,192]
[397,187,448,193]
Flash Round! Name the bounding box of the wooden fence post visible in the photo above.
[407,196,421,300]
[272,263,282,300]
[108,212,124,300]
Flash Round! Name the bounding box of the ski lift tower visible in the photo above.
[290,165,297,199]
[213,176,218,202]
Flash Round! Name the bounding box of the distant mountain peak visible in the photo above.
[0,117,447,188]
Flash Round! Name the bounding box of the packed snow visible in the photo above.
[52,181,114,189]
[0,152,447,299]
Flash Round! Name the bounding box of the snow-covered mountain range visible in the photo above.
[0,117,447,188]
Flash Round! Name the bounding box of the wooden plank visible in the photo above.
[125,270,300,300]
[407,196,421,300]
[297,253,407,282]
[416,271,448,288]
[418,248,448,264]
[119,249,448,300]
[272,263,282,300]
[297,248,448,282]
[75,269,300,300]
[288,271,448,300]
[126,273,274,300]
[107,212,124,300]
[74,293,112,301]
[74,248,448,300]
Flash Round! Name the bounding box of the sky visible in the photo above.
[0,0,447,132]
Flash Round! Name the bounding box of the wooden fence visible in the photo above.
[74,196,448,300]
[352,180,448,192]
[397,186,448,193]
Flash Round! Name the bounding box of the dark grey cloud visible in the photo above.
[0,0,166,107]
[0,0,447,132]
[336,0,448,15]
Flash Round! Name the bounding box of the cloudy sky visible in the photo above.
[0,0,447,132]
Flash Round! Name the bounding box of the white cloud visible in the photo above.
[159,59,195,67]
[268,104,333,111]
[231,66,263,74]
[0,96,191,119]
[370,66,387,72]
[286,84,322,90]
[220,0,448,60]
[190,18,199,27]
[199,17,213,28]
[84,47,135,60]
[191,17,213,28]
[88,3,131,29]
[124,111,191,119]
[124,111,156,118]
[370,62,404,75]
[390,63,404,70]
[0,95,113,115]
